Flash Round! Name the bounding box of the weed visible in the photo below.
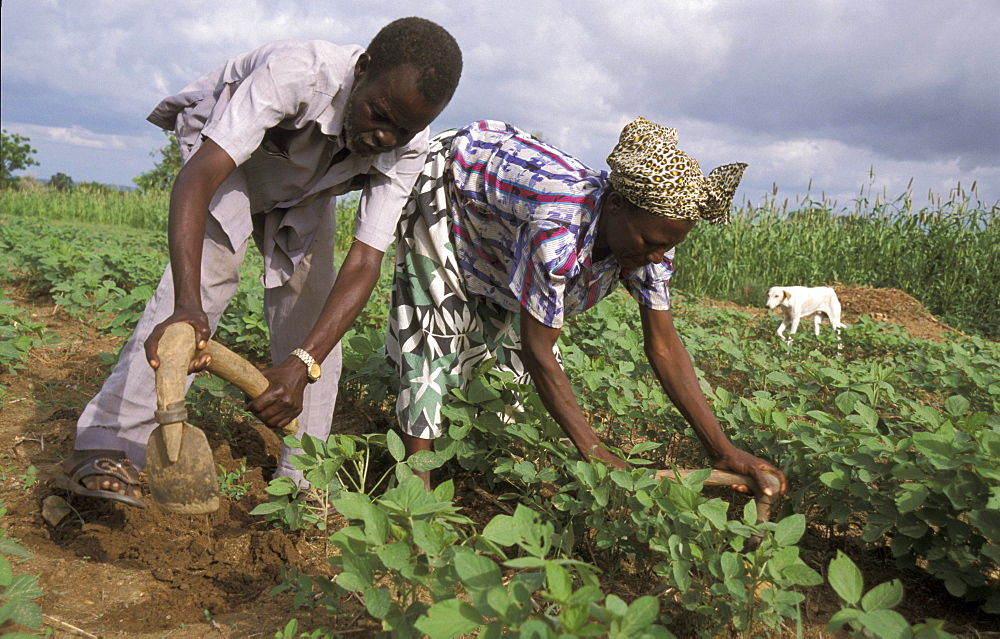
[217,460,251,501]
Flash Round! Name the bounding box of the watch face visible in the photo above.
[308,363,322,381]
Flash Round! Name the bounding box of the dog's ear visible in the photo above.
[782,289,791,301]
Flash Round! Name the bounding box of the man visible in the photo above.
[386,118,786,496]
[57,17,463,506]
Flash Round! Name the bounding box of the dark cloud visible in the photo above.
[1,0,997,203]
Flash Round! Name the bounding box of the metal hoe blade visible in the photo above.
[146,323,220,514]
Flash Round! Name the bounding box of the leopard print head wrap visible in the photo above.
[607,117,747,225]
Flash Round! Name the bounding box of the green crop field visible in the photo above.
[1,189,998,637]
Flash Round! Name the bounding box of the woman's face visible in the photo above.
[603,196,697,268]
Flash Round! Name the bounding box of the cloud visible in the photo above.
[1,0,997,204]
[13,124,129,150]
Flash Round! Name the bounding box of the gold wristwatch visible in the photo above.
[291,348,321,383]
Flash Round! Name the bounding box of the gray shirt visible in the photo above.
[147,39,428,286]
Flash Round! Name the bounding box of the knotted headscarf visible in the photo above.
[607,117,747,225]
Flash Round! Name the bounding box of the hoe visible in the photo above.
[146,323,298,514]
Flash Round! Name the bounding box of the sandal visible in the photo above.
[55,450,146,509]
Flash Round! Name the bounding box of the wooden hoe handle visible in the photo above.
[204,340,300,436]
[154,323,197,463]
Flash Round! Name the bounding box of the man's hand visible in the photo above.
[712,447,787,498]
[246,358,309,431]
[144,307,212,373]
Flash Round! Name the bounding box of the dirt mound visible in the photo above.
[833,286,956,340]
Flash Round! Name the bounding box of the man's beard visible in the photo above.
[342,98,375,156]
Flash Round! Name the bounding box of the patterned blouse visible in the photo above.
[448,120,673,328]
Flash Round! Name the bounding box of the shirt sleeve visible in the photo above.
[201,55,315,166]
[354,131,429,252]
[622,252,674,310]
[509,221,579,328]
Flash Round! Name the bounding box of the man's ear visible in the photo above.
[353,53,371,81]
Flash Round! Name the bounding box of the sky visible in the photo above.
[2,0,998,209]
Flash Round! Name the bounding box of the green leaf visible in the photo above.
[0,597,43,630]
[857,609,911,639]
[970,508,1000,541]
[0,554,12,586]
[364,585,391,619]
[773,514,806,546]
[697,500,729,529]
[944,577,967,598]
[545,562,572,601]
[828,551,864,605]
[861,579,904,612]
[835,390,859,415]
[943,395,970,416]
[3,574,44,601]
[482,515,519,546]
[628,441,661,456]
[824,608,862,633]
[408,450,445,472]
[387,429,405,461]
[468,378,501,404]
[912,432,960,469]
[766,371,796,387]
[249,501,287,516]
[332,492,373,521]
[415,598,483,638]
[622,595,660,630]
[820,469,847,490]
[376,541,412,572]
[503,557,549,569]
[895,484,928,512]
[782,562,824,586]
[454,552,502,592]
[0,538,31,559]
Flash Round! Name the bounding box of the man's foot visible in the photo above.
[55,450,145,508]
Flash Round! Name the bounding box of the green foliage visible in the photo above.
[0,289,58,374]
[825,552,954,638]
[0,503,45,632]
[218,460,251,500]
[1,187,169,231]
[274,470,678,638]
[49,172,74,191]
[133,131,182,192]
[251,432,399,532]
[0,129,39,188]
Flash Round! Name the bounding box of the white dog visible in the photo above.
[765,286,845,342]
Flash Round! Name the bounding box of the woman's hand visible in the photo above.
[712,447,787,497]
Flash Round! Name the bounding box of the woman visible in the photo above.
[386,117,785,497]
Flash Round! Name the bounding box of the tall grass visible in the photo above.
[674,185,1000,338]
[0,188,360,253]
[0,187,170,232]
